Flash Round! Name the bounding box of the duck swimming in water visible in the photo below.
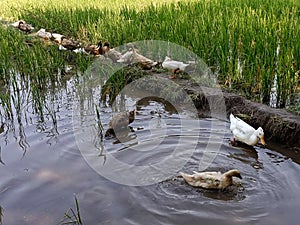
[105,110,136,137]
[230,114,266,146]
[180,169,242,190]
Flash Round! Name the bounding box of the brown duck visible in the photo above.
[84,41,102,55]
[180,169,242,190]
[102,42,122,62]
[59,37,80,50]
[105,110,136,137]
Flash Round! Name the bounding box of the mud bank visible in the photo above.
[172,77,300,147]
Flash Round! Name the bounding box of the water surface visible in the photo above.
[0,75,300,225]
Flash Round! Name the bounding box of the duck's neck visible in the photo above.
[220,176,233,189]
[249,133,260,145]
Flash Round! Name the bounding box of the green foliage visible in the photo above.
[101,64,149,104]
[0,0,299,109]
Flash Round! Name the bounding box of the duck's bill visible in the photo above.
[260,137,266,145]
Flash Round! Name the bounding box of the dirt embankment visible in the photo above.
[174,78,300,147]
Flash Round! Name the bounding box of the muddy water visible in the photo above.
[0,76,300,225]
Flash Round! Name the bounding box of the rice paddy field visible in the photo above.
[1,1,300,224]
[0,0,299,111]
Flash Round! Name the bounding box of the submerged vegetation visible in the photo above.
[58,195,83,225]
[0,0,299,118]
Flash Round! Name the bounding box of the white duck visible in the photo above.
[180,169,242,190]
[162,56,190,77]
[36,28,52,40]
[230,114,266,146]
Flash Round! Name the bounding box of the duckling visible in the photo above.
[180,169,242,190]
[13,20,34,33]
[105,110,136,137]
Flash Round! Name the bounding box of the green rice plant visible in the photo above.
[95,104,104,138]
[101,65,149,104]
[0,93,13,120]
[58,195,82,225]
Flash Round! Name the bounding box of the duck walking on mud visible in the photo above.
[180,169,242,190]
[162,56,190,78]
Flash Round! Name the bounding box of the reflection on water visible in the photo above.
[0,71,300,224]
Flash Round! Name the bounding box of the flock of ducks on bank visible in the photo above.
[106,110,265,190]
[11,20,193,76]
[12,20,266,191]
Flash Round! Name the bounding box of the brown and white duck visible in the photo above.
[102,42,122,62]
[180,169,242,190]
[59,37,80,51]
[105,110,136,137]
[36,28,52,40]
[117,47,157,69]
[84,41,102,55]
[12,20,34,33]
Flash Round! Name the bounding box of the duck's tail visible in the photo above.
[229,113,237,131]
[180,172,194,183]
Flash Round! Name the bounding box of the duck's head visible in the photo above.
[18,20,25,26]
[163,56,172,62]
[128,109,136,124]
[97,40,103,48]
[56,36,66,44]
[226,169,242,179]
[126,42,137,49]
[103,41,110,48]
[102,41,110,53]
[255,127,266,145]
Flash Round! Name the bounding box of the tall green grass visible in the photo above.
[0,0,299,109]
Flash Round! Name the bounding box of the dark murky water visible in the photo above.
[0,74,300,225]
